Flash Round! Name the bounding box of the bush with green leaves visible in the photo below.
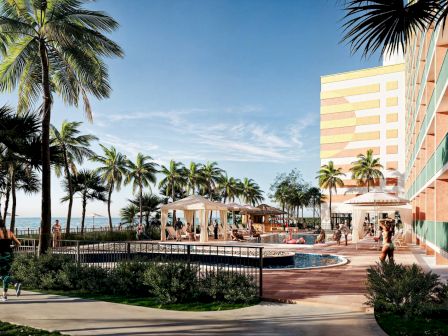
[366,261,448,317]
[108,260,150,296]
[143,262,199,304]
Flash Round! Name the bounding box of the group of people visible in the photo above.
[332,222,350,246]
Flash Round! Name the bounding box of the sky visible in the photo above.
[3,0,381,218]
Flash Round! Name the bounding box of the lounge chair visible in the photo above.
[166,226,177,240]
[393,230,405,248]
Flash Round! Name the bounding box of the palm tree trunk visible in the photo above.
[10,168,16,233]
[329,188,332,230]
[81,195,87,235]
[171,186,176,226]
[39,39,53,255]
[2,181,10,224]
[107,183,113,230]
[63,150,73,234]
[367,180,370,192]
[139,179,143,225]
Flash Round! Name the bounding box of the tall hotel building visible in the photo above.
[320,56,406,230]
[405,25,448,264]
[320,27,448,264]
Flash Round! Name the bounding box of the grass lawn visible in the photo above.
[0,321,61,335]
[376,311,448,336]
[36,290,255,311]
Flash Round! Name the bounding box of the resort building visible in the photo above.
[320,55,406,230]
[405,25,448,264]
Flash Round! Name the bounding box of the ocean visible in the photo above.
[5,217,122,230]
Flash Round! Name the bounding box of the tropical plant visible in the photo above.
[51,121,97,233]
[350,149,384,192]
[240,177,264,206]
[120,204,139,226]
[185,162,204,195]
[91,145,128,230]
[62,170,107,234]
[0,0,123,253]
[201,161,224,200]
[317,161,345,228]
[219,174,241,203]
[159,160,186,223]
[306,187,323,227]
[125,154,158,225]
[129,193,164,225]
[340,0,444,57]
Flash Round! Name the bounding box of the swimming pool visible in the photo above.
[261,232,317,245]
[264,253,347,269]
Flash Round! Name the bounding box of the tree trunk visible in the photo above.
[63,149,73,234]
[81,195,87,235]
[39,39,52,255]
[329,188,332,230]
[2,181,10,224]
[107,183,113,230]
[171,185,176,225]
[367,180,370,192]
[10,167,16,232]
[139,179,143,225]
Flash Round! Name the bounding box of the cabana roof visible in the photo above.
[160,195,228,211]
[345,191,409,206]
[256,203,285,215]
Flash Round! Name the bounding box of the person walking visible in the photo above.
[341,221,350,246]
[174,218,183,242]
[333,225,342,245]
[52,219,62,248]
[0,220,22,302]
[379,221,395,262]
[213,219,219,240]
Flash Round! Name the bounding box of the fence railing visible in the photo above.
[15,239,264,297]
[14,225,131,237]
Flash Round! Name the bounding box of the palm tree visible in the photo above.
[185,162,204,195]
[129,193,163,225]
[126,154,158,226]
[0,0,123,254]
[51,121,97,233]
[120,204,139,227]
[241,178,264,206]
[91,145,128,230]
[350,149,384,192]
[317,161,345,229]
[306,187,322,228]
[159,160,186,223]
[201,161,223,200]
[62,170,107,234]
[341,0,443,57]
[219,174,241,203]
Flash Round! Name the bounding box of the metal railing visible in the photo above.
[14,225,131,237]
[15,239,264,297]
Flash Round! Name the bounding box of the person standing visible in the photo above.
[333,225,342,245]
[52,219,62,248]
[0,222,22,302]
[174,218,183,242]
[213,219,219,240]
[341,221,350,246]
[136,223,144,240]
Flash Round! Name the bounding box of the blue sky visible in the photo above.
[4,0,380,217]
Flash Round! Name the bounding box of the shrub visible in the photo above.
[366,261,448,317]
[143,262,199,304]
[200,269,258,304]
[108,260,150,296]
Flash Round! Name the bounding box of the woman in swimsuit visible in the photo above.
[379,221,394,262]
[0,223,22,302]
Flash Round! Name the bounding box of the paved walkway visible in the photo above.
[1,292,385,336]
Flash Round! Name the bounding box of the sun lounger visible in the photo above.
[166,226,177,240]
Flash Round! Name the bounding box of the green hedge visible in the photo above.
[11,254,258,305]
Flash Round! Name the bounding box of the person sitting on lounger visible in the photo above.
[315,229,326,244]
[231,229,244,241]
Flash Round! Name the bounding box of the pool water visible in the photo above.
[264,253,347,269]
[261,233,316,245]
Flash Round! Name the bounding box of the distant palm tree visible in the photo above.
[91,145,128,230]
[306,187,323,228]
[317,161,345,229]
[185,162,204,195]
[241,178,264,206]
[159,160,186,223]
[201,162,224,200]
[341,0,443,57]
[129,193,164,225]
[62,170,107,234]
[51,121,97,233]
[350,149,384,192]
[0,0,123,253]
[126,154,158,226]
[219,174,241,203]
[120,204,139,227]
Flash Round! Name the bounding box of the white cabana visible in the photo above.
[160,195,229,242]
[345,192,412,244]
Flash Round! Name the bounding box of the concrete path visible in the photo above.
[0,291,385,336]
